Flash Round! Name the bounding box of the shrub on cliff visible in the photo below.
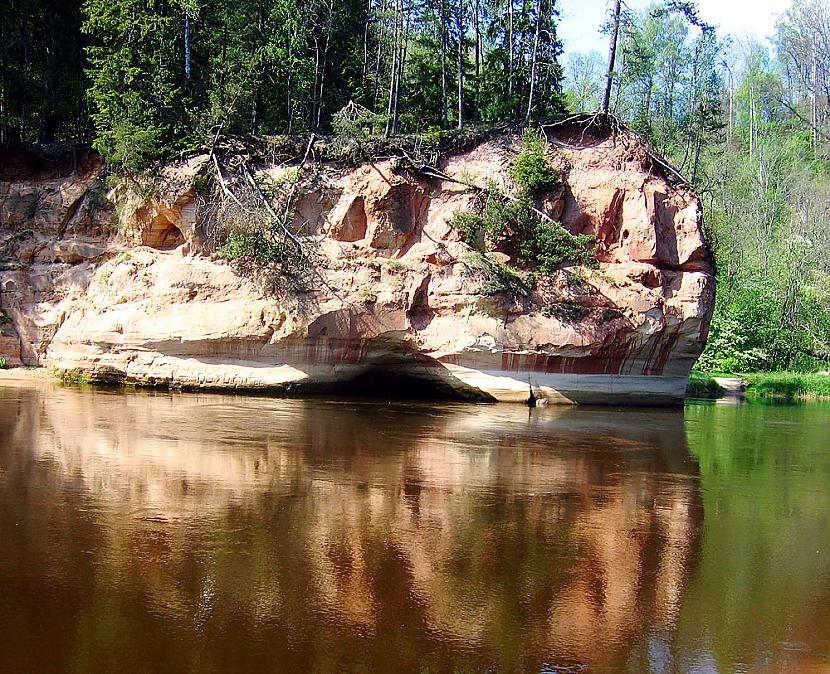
[449,130,594,276]
[465,252,530,297]
[511,130,559,192]
[205,163,319,292]
[518,216,597,273]
[450,189,595,274]
[218,218,318,292]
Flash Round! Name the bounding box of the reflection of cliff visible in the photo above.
[0,382,702,671]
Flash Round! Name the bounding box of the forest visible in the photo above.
[1,0,829,375]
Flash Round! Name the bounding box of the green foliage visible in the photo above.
[219,231,278,264]
[518,217,596,274]
[450,189,595,274]
[216,208,317,292]
[83,0,195,171]
[543,299,589,322]
[96,267,113,285]
[743,373,830,400]
[57,368,92,385]
[385,259,405,273]
[511,130,559,192]
[0,0,89,147]
[420,125,445,147]
[448,211,486,247]
[192,173,211,193]
[685,372,725,398]
[465,252,530,298]
[449,137,592,275]
[448,187,513,248]
[332,101,384,140]
[0,357,7,370]
[570,2,830,376]
[565,271,588,288]
[360,287,378,303]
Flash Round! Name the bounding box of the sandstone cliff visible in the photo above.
[0,122,714,403]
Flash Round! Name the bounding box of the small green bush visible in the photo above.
[360,287,378,303]
[511,130,559,192]
[449,185,517,250]
[218,222,317,292]
[386,259,405,272]
[58,369,91,384]
[466,252,530,297]
[0,357,8,370]
[686,372,725,398]
[544,300,588,322]
[566,271,588,289]
[420,124,445,147]
[219,231,273,262]
[192,173,211,193]
[520,219,597,273]
[450,190,596,273]
[449,211,486,247]
[97,267,113,284]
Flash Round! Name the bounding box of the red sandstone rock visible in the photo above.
[0,127,714,404]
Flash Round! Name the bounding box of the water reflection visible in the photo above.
[1,383,703,672]
[680,403,830,674]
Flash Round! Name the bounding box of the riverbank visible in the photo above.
[687,371,830,401]
[7,367,830,404]
[0,367,56,383]
[686,372,725,398]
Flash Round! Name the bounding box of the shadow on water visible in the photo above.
[0,383,709,672]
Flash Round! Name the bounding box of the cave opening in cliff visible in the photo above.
[155,225,185,250]
[141,215,186,250]
[331,366,479,401]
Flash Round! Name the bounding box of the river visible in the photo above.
[0,381,828,673]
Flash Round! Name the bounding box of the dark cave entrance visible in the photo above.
[320,365,491,402]
[156,225,185,250]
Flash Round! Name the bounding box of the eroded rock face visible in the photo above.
[0,128,715,404]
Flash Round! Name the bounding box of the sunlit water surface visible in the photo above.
[0,382,828,673]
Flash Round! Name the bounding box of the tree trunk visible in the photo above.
[312,37,321,130]
[384,0,400,136]
[184,9,191,80]
[441,2,449,127]
[394,9,410,132]
[812,52,819,151]
[602,0,622,115]
[727,66,734,144]
[508,0,514,98]
[525,0,541,123]
[456,0,464,129]
[473,0,480,119]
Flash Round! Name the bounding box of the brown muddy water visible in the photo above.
[0,382,828,673]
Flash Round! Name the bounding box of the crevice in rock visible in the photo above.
[55,192,86,240]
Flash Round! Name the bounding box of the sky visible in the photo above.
[558,0,793,57]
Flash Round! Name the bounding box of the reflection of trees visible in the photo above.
[0,384,703,671]
[680,403,830,673]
